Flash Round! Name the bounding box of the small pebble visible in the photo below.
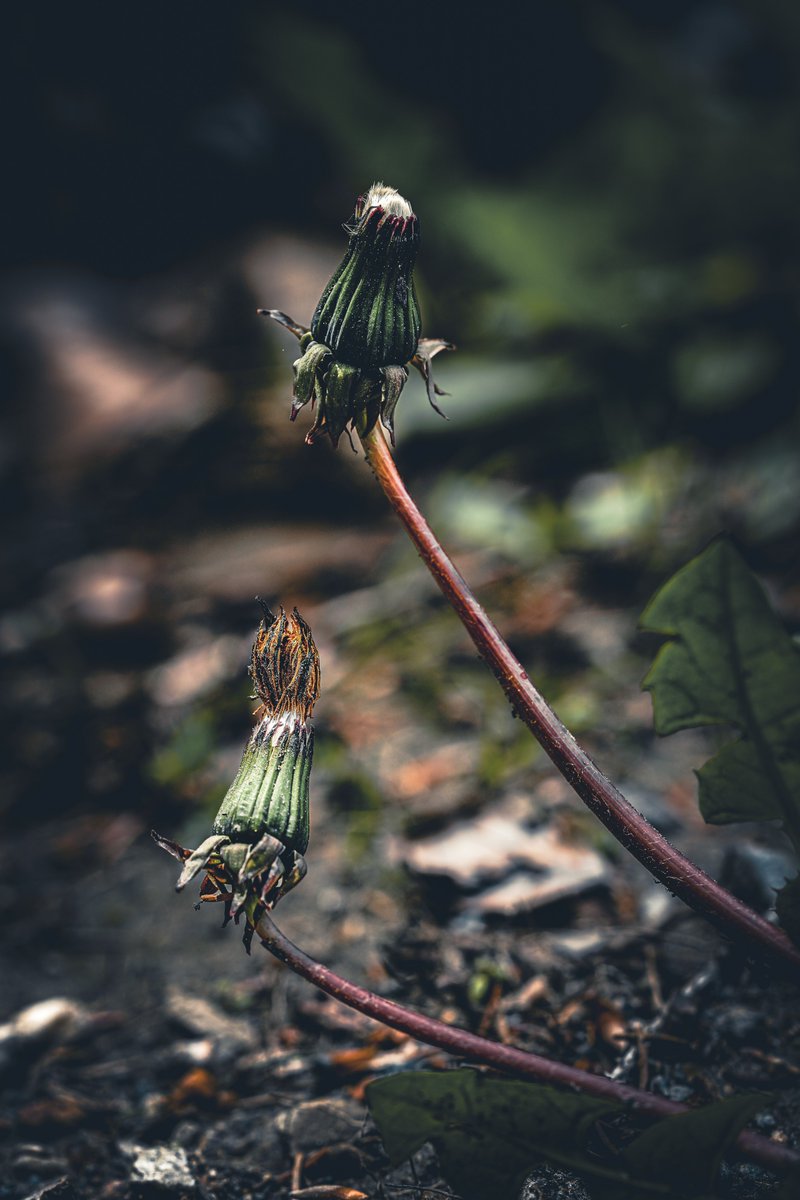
[122,1143,196,1191]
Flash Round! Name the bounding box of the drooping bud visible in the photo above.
[212,604,320,855]
[153,605,321,948]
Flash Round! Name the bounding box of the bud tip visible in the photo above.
[359,182,414,221]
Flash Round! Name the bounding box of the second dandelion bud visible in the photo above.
[153,605,320,952]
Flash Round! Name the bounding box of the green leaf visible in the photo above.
[367,1070,765,1200]
[641,540,800,854]
[621,1095,764,1195]
[366,1069,618,1200]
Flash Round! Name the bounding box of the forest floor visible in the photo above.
[2,247,799,1200]
[3,529,799,1199]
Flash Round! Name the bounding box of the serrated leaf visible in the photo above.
[641,540,800,854]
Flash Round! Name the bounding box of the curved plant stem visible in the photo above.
[256,912,799,1175]
[359,422,800,975]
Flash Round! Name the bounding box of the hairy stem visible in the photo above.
[359,422,800,974]
[256,912,798,1175]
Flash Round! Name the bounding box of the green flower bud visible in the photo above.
[152,605,321,948]
[213,605,320,855]
[258,183,455,447]
[311,183,421,371]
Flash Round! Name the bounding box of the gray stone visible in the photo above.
[720,842,796,913]
[281,1098,362,1154]
[122,1143,196,1191]
[164,986,257,1056]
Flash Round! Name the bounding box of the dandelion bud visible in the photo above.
[153,605,321,949]
[259,183,454,447]
[311,183,421,371]
[213,604,320,855]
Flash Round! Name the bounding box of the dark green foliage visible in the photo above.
[367,1069,616,1199]
[366,1069,764,1200]
[775,875,800,947]
[211,729,313,855]
[618,1095,764,1197]
[641,541,800,904]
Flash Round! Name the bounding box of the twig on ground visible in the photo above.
[610,960,716,1086]
[358,421,800,975]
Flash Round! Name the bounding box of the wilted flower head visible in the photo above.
[260,182,453,447]
[153,604,321,951]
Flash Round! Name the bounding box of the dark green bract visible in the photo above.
[212,719,313,855]
[311,202,421,371]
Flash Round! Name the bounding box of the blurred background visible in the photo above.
[2,0,800,1018]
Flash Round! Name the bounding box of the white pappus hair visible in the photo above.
[363,182,414,219]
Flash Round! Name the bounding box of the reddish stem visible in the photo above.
[256,912,799,1176]
[359,423,800,975]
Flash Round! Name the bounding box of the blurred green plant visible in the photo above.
[149,709,218,789]
[326,770,384,865]
[466,958,509,1010]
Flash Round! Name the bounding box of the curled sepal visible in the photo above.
[315,360,357,447]
[380,365,409,447]
[228,833,284,920]
[151,829,191,864]
[279,852,307,897]
[292,339,331,418]
[257,309,310,341]
[176,835,231,892]
[411,337,455,419]
[350,373,384,442]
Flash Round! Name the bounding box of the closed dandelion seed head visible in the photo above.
[259,182,454,448]
[152,605,321,952]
